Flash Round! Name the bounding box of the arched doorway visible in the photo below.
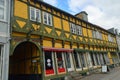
[9,41,42,80]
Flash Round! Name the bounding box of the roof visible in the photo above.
[35,0,115,35]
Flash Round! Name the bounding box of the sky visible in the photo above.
[44,0,120,32]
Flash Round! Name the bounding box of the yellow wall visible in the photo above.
[43,39,52,47]
[64,42,70,49]
[62,20,70,32]
[108,52,113,64]
[83,27,88,37]
[88,29,92,38]
[53,16,62,29]
[72,43,77,48]
[14,0,28,19]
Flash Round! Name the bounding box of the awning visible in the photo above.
[43,47,73,52]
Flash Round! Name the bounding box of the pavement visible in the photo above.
[80,67,120,80]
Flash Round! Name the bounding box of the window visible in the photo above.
[70,23,76,34]
[44,51,55,75]
[0,45,2,78]
[65,52,74,71]
[90,52,95,66]
[0,0,6,20]
[56,52,66,73]
[43,12,52,26]
[92,30,96,38]
[30,7,41,22]
[108,35,114,42]
[80,53,87,67]
[95,31,102,40]
[73,52,82,69]
[77,25,82,35]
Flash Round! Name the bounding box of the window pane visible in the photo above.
[74,52,81,68]
[45,51,54,75]
[30,7,35,21]
[0,46,1,78]
[56,52,65,73]
[80,53,86,67]
[36,9,40,22]
[65,53,71,68]
[0,0,4,6]
[56,53,64,68]
[0,7,4,19]
[43,12,47,24]
[48,14,51,25]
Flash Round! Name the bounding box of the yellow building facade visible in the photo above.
[9,0,118,80]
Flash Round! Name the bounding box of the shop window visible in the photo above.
[0,45,2,78]
[95,53,100,65]
[44,51,55,75]
[86,52,92,67]
[73,52,82,69]
[65,52,74,71]
[80,53,87,67]
[30,6,41,22]
[99,53,104,65]
[92,54,97,66]
[43,11,52,26]
[0,0,6,20]
[103,53,110,64]
[90,52,95,66]
[65,53,71,68]
[56,52,66,73]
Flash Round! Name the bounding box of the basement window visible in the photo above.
[30,6,41,22]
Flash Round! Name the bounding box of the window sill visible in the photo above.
[0,19,7,23]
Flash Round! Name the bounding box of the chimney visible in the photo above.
[75,11,88,22]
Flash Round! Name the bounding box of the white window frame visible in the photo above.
[65,52,74,72]
[43,11,52,26]
[108,35,114,42]
[86,52,92,68]
[0,45,3,79]
[70,23,76,34]
[74,52,82,71]
[0,0,6,21]
[44,51,55,76]
[30,6,41,22]
[55,52,66,74]
[77,25,82,35]
[92,30,96,38]
[93,53,97,66]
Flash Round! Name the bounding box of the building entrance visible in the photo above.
[9,42,41,80]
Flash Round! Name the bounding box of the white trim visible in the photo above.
[44,51,55,76]
[70,23,76,34]
[43,11,52,26]
[30,6,41,22]
[77,25,82,35]
[55,52,66,74]
[0,0,6,21]
[65,52,74,72]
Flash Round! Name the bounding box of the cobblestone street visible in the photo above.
[80,67,120,80]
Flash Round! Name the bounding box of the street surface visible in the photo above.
[80,67,120,80]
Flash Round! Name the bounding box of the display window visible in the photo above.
[44,51,55,75]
